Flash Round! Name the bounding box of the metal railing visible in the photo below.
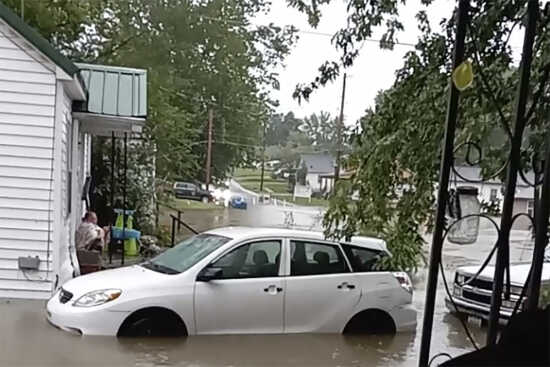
[169,210,198,247]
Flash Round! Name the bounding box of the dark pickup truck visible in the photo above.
[173,182,212,203]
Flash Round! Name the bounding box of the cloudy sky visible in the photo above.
[256,0,527,126]
[254,0,456,125]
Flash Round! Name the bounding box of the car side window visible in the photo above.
[342,245,383,272]
[290,240,349,276]
[211,240,281,279]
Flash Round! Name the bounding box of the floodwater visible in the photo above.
[0,273,488,367]
[2,183,536,366]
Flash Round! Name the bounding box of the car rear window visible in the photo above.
[342,244,384,272]
[290,240,349,276]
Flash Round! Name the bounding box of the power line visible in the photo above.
[202,14,523,50]
[297,29,417,47]
[201,15,418,48]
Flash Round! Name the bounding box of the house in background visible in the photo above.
[0,3,146,299]
[299,153,340,194]
[453,166,535,230]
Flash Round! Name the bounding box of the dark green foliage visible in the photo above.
[6,0,297,230]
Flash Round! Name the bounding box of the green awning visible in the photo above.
[76,63,147,118]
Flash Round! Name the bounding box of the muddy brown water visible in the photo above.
[3,197,535,366]
[0,280,487,367]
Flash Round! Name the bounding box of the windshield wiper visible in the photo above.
[141,261,180,274]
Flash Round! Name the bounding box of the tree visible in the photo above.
[288,0,550,271]
[266,112,301,146]
[300,111,351,155]
[5,0,297,231]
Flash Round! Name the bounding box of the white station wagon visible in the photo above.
[47,227,417,336]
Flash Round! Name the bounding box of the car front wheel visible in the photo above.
[201,196,209,204]
[118,307,187,337]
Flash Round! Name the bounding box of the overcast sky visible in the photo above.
[255,0,526,126]
[253,1,455,125]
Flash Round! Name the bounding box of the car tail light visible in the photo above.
[392,272,413,294]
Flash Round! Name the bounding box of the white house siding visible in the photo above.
[306,173,320,192]
[0,25,57,299]
[54,90,79,285]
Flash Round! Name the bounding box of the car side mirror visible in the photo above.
[197,267,223,282]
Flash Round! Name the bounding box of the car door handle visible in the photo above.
[337,282,355,290]
[263,285,283,294]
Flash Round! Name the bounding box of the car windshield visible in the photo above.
[142,234,231,274]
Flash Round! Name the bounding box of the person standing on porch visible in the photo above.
[76,211,108,251]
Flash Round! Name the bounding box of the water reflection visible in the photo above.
[113,332,416,367]
[441,313,485,350]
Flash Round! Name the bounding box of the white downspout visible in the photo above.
[51,81,64,292]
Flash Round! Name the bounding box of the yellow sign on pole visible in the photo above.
[452,60,474,91]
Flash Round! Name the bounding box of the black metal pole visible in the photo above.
[418,2,469,366]
[171,216,176,247]
[122,132,127,266]
[177,210,182,233]
[487,0,538,344]
[109,132,115,265]
[526,137,550,310]
[533,167,540,239]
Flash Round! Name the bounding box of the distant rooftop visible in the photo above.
[454,165,535,199]
[300,153,335,174]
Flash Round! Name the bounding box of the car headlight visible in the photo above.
[502,299,518,309]
[453,285,462,297]
[73,289,122,307]
[509,285,523,296]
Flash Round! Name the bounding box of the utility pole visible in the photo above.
[260,118,266,193]
[335,73,347,183]
[205,108,213,191]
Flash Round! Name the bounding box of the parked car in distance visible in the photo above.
[446,249,550,323]
[229,195,247,209]
[46,227,416,337]
[173,181,212,203]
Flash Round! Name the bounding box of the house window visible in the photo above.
[527,200,535,217]
[490,188,498,202]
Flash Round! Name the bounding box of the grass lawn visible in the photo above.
[156,197,224,246]
[234,168,290,194]
[166,197,221,210]
[272,194,329,207]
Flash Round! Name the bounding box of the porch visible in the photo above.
[70,63,148,273]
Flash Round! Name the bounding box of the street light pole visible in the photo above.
[260,119,266,193]
[205,108,213,191]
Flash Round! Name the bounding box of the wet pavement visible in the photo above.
[1,184,537,366]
